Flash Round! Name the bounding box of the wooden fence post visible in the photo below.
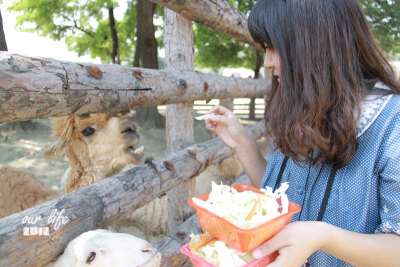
[164,8,196,234]
[0,121,266,267]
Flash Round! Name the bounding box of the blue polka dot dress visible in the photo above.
[260,82,400,266]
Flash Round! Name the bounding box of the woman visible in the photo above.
[205,0,400,266]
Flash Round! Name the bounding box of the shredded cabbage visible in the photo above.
[192,182,289,229]
[189,234,253,267]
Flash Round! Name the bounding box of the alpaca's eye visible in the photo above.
[86,251,96,263]
[142,248,152,252]
[82,127,95,137]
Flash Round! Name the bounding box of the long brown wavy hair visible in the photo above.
[248,0,400,167]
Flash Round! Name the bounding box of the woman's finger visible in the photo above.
[253,231,289,259]
[266,249,290,267]
[205,120,215,131]
[208,105,232,116]
[207,114,233,127]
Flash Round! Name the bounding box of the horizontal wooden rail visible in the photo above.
[0,52,268,123]
[148,0,263,51]
[0,120,266,267]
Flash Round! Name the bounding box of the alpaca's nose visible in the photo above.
[120,121,139,138]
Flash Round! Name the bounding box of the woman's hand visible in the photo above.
[254,220,400,267]
[205,105,248,150]
[205,105,267,187]
[252,221,326,267]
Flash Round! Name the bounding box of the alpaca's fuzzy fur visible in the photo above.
[0,166,58,218]
[43,114,143,193]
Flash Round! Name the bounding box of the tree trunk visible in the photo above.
[133,0,165,129]
[0,9,7,51]
[249,51,263,120]
[108,5,120,64]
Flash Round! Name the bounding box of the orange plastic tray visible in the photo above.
[180,243,279,267]
[189,184,301,252]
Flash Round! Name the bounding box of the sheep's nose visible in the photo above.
[120,122,139,138]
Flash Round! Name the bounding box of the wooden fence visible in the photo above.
[190,98,266,119]
[0,0,268,266]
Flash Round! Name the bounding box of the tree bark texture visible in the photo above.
[0,10,7,51]
[133,0,165,129]
[108,5,120,64]
[136,0,159,69]
[0,53,268,123]
[164,9,195,155]
[0,12,34,130]
[147,0,263,52]
[164,8,196,234]
[0,121,266,267]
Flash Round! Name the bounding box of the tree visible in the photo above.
[9,0,134,64]
[194,25,257,71]
[132,0,165,129]
[194,0,262,120]
[194,0,259,70]
[9,0,165,128]
[0,9,7,51]
[359,0,400,56]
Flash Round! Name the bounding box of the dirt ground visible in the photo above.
[0,109,261,195]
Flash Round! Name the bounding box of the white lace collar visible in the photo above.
[356,81,392,137]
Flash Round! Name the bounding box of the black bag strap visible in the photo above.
[273,156,289,191]
[317,165,337,221]
[274,156,337,221]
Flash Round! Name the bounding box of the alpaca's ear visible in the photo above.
[43,140,67,159]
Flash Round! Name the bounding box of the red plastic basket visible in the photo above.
[180,243,279,267]
[189,184,301,252]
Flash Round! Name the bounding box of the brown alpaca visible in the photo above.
[42,113,242,244]
[43,114,143,194]
[0,166,58,218]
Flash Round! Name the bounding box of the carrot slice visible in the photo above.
[190,236,218,250]
[245,197,260,221]
[208,239,218,247]
[198,233,214,240]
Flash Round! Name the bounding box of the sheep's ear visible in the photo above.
[43,140,67,159]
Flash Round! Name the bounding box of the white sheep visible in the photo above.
[49,229,161,267]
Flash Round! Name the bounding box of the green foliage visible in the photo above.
[228,0,255,17]
[8,0,398,67]
[8,0,136,64]
[194,0,259,72]
[8,0,165,64]
[359,0,400,56]
[194,25,256,70]
[195,0,400,70]
[154,5,164,49]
